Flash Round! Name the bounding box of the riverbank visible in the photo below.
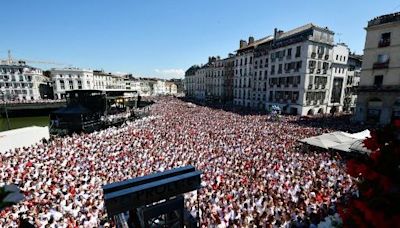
[0,116,49,132]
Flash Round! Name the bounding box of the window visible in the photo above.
[271,65,275,75]
[379,32,391,47]
[295,46,301,57]
[278,64,282,74]
[377,54,389,63]
[336,55,338,60]
[374,75,383,87]
[287,48,292,57]
[245,58,247,65]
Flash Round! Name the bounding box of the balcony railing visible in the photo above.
[373,61,389,69]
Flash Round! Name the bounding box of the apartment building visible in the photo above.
[234,36,270,107]
[51,68,94,99]
[355,12,400,125]
[266,24,335,115]
[52,68,126,99]
[327,43,350,114]
[184,65,200,98]
[93,70,125,91]
[0,60,47,101]
[252,37,273,109]
[344,54,362,112]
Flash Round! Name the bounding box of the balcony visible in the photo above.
[373,61,389,69]
[378,39,390,48]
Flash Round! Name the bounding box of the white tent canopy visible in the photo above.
[300,130,371,154]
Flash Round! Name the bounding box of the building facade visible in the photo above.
[344,54,362,112]
[0,60,47,101]
[51,68,95,99]
[327,43,350,114]
[184,65,200,98]
[355,12,400,125]
[266,24,335,115]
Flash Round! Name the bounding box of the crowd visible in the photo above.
[0,97,359,227]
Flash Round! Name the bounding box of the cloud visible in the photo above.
[154,68,185,79]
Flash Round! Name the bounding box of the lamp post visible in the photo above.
[0,91,11,130]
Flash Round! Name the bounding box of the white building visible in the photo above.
[152,80,178,96]
[51,68,94,99]
[265,24,335,115]
[153,80,167,95]
[327,43,350,114]
[0,60,46,101]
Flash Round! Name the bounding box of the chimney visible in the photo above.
[228,53,235,58]
[248,36,255,44]
[208,57,212,63]
[240,40,247,48]
[274,28,278,40]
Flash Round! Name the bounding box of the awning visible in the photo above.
[300,130,371,154]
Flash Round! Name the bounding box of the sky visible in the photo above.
[1,0,399,79]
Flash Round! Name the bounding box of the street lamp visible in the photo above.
[0,91,11,130]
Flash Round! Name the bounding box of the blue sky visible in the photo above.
[1,0,399,79]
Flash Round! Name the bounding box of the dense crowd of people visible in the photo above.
[0,98,360,227]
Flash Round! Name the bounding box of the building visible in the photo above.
[265,24,335,115]
[185,54,234,103]
[168,78,184,94]
[344,53,362,112]
[184,65,200,98]
[251,37,274,109]
[234,36,269,107]
[165,81,178,95]
[355,12,400,125]
[223,55,235,103]
[52,68,130,99]
[93,70,125,91]
[51,68,94,99]
[327,43,350,114]
[0,59,47,101]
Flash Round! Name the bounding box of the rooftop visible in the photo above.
[276,23,334,40]
[237,36,273,52]
[368,11,400,27]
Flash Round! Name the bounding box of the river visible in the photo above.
[0,116,49,132]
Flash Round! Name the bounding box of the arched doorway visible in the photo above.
[367,97,383,123]
[307,109,314,116]
[318,108,324,114]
